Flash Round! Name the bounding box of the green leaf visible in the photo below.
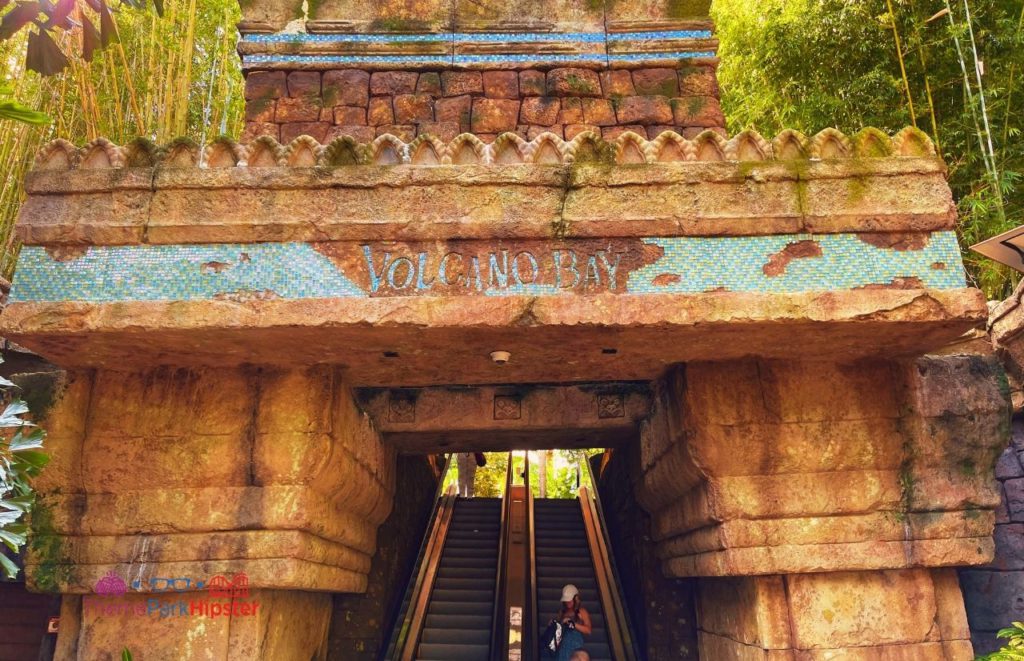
[122,649,133,661]
[0,101,50,125]
[0,494,34,511]
[10,428,45,451]
[0,528,26,551]
[12,450,49,470]
[0,552,19,580]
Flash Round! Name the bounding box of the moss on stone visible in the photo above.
[368,17,430,32]
[667,0,712,18]
[28,498,74,593]
[565,74,598,96]
[11,372,65,423]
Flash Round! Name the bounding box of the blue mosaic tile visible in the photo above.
[239,29,715,67]
[8,233,967,304]
[240,30,713,45]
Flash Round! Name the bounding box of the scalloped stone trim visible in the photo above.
[32,127,938,171]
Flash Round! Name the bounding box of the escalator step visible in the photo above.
[434,577,496,591]
[417,642,490,661]
[424,614,493,631]
[420,627,491,645]
[431,588,493,603]
[428,601,490,616]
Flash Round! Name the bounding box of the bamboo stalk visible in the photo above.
[885,0,917,126]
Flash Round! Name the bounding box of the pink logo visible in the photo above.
[207,573,249,599]
[94,572,127,596]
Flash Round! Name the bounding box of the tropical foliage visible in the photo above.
[0,365,48,579]
[712,0,1024,299]
[977,622,1024,660]
[0,0,242,276]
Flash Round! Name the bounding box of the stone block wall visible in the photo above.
[960,417,1024,653]
[328,454,440,660]
[632,354,1009,658]
[16,366,399,660]
[242,65,723,145]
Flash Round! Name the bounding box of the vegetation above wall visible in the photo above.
[0,0,243,277]
[713,0,1024,299]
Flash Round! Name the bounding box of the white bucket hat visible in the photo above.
[560,584,579,602]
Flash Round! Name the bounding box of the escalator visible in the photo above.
[417,498,502,660]
[534,499,612,661]
[387,453,637,661]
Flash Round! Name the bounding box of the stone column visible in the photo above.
[23,365,395,660]
[636,356,1009,659]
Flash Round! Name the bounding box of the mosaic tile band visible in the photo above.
[239,29,716,68]
[243,52,718,66]
[9,232,966,304]
[243,30,714,44]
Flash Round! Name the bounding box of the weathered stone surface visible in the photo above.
[617,95,674,124]
[21,366,396,594]
[631,68,679,96]
[322,70,370,107]
[697,569,973,659]
[275,97,322,122]
[393,93,434,123]
[482,70,518,98]
[600,69,635,97]
[361,384,650,451]
[636,356,1005,578]
[245,71,287,101]
[326,125,375,143]
[287,71,321,98]
[582,98,617,126]
[471,98,519,133]
[369,71,417,96]
[241,121,279,142]
[679,66,719,97]
[672,95,724,127]
[441,71,482,96]
[435,94,472,124]
[280,121,329,143]
[367,97,394,125]
[16,156,960,249]
[245,97,276,122]
[60,588,331,661]
[0,290,986,382]
[519,70,546,96]
[547,68,601,96]
[333,105,367,125]
[558,97,584,124]
[416,71,441,95]
[520,96,560,125]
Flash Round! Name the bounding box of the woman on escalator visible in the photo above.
[554,584,592,660]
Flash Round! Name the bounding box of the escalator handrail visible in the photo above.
[490,452,516,661]
[579,458,640,661]
[387,456,456,661]
[398,484,457,661]
[384,454,455,660]
[525,454,537,661]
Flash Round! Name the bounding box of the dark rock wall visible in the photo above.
[960,417,1024,654]
[327,454,440,660]
[596,443,700,660]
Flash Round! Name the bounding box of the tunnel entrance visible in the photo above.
[384,449,641,661]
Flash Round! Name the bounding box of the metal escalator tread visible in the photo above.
[415,498,501,661]
[534,498,615,661]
